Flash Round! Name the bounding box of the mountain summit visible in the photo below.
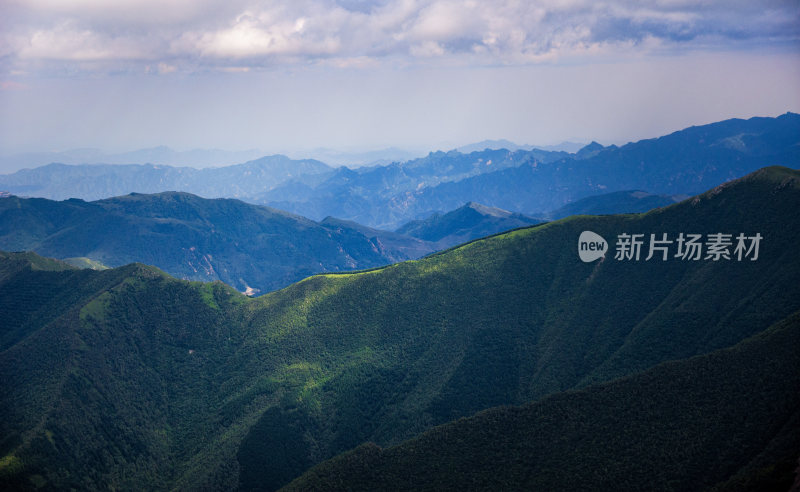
[396,202,541,247]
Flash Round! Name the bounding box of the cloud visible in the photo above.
[16,21,155,61]
[172,8,342,59]
[2,0,798,74]
[157,62,177,74]
[409,41,446,57]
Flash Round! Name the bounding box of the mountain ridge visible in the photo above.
[1,166,798,490]
[0,191,436,293]
[264,113,800,228]
[0,154,332,202]
[4,114,797,229]
[549,189,686,219]
[395,201,542,248]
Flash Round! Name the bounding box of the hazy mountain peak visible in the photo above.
[244,154,292,164]
[457,139,522,153]
[532,141,587,153]
[575,141,605,159]
[580,141,603,151]
[462,201,513,218]
[396,201,540,246]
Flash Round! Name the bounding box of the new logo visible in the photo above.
[578,231,762,263]
[578,231,607,262]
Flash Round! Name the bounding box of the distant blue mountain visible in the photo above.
[296,147,424,168]
[0,155,332,201]
[262,148,564,228]
[457,139,586,153]
[0,146,268,172]
[264,113,800,228]
[1,113,798,230]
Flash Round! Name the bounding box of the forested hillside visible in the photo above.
[287,312,800,491]
[1,166,798,490]
[0,191,434,293]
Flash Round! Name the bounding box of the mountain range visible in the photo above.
[2,113,798,229]
[0,188,695,294]
[1,166,798,490]
[0,192,434,293]
[0,147,268,173]
[455,139,586,153]
[0,155,331,202]
[261,113,800,228]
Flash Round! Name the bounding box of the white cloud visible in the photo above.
[1,0,798,74]
[406,1,481,41]
[409,41,445,57]
[16,21,154,61]
[173,8,341,59]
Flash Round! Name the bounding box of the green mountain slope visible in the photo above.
[0,191,435,293]
[1,166,798,490]
[286,311,800,491]
[0,252,131,352]
[61,257,109,270]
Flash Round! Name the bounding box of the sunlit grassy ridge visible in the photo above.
[0,166,798,491]
[63,257,109,270]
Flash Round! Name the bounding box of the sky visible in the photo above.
[1,0,799,164]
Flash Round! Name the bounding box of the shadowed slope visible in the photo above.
[286,312,800,491]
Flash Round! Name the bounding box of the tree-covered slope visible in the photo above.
[0,261,249,490]
[0,191,435,293]
[286,311,800,491]
[1,166,798,490]
[0,252,128,352]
